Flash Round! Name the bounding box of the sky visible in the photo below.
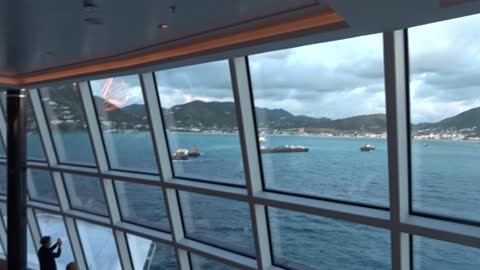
[98,13,480,124]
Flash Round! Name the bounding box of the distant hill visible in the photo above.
[35,90,480,137]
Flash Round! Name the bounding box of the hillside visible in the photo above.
[36,91,480,138]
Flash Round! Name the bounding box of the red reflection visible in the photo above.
[101,78,130,111]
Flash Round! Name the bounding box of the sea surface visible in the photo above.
[18,132,480,270]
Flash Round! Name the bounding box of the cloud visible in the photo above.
[89,13,480,124]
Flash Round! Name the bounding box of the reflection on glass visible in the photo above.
[155,61,245,185]
[27,228,40,269]
[27,169,58,205]
[179,191,255,256]
[127,234,177,270]
[115,181,170,231]
[40,84,96,165]
[36,210,74,270]
[249,34,388,206]
[76,220,121,270]
[268,207,391,270]
[0,165,6,195]
[409,14,480,222]
[90,75,158,173]
[414,236,480,270]
[190,253,237,270]
[63,173,108,216]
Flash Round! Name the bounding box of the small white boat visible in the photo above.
[258,136,267,144]
[172,149,189,160]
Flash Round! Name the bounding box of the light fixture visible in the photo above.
[158,24,169,30]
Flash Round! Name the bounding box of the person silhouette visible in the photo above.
[37,236,62,270]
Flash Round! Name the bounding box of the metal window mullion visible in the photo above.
[29,89,58,165]
[79,81,133,269]
[230,57,272,270]
[78,81,109,172]
[27,208,42,251]
[384,30,411,270]
[30,89,72,215]
[106,177,133,270]
[64,216,87,270]
[140,72,191,270]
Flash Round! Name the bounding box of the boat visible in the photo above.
[258,136,267,144]
[423,143,429,147]
[189,147,200,157]
[360,144,375,152]
[261,145,309,154]
[172,149,189,160]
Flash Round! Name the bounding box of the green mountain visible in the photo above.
[36,91,480,137]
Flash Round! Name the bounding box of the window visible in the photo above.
[0,202,5,225]
[413,236,480,270]
[39,83,96,166]
[190,253,238,270]
[179,191,255,256]
[155,61,246,185]
[0,165,6,195]
[76,220,121,270]
[249,34,388,207]
[90,75,158,173]
[35,210,74,270]
[115,181,170,231]
[27,169,58,205]
[408,14,480,222]
[63,173,108,216]
[0,91,46,160]
[268,207,391,270]
[127,234,177,270]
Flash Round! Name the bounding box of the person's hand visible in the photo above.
[57,238,62,247]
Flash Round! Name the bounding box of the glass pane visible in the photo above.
[414,236,480,270]
[90,75,158,173]
[0,202,5,225]
[155,61,245,185]
[63,173,108,216]
[249,34,388,206]
[0,91,45,160]
[127,234,177,270]
[190,253,238,270]
[0,165,6,195]
[26,95,47,161]
[39,83,96,165]
[0,141,5,158]
[36,210,74,270]
[27,169,58,205]
[179,191,255,256]
[409,14,480,221]
[268,207,391,270]
[0,239,4,258]
[27,227,40,269]
[76,220,121,270]
[115,181,170,231]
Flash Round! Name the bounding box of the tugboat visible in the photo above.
[172,149,189,160]
[188,147,200,157]
[360,144,375,152]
